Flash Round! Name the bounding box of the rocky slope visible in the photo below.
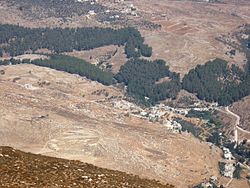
[0,146,174,188]
[0,64,222,187]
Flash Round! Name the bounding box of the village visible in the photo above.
[91,91,219,135]
[17,75,249,187]
[95,93,250,187]
[76,0,137,21]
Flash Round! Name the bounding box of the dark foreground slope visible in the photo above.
[0,146,174,188]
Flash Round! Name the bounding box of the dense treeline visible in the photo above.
[0,24,151,58]
[125,37,152,58]
[182,58,250,105]
[0,55,113,85]
[1,24,250,106]
[115,59,181,105]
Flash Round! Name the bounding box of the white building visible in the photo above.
[223,163,235,178]
[223,147,233,160]
[88,10,96,16]
[201,182,213,188]
[77,0,89,2]
[164,120,182,133]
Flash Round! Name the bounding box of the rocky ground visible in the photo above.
[1,0,250,77]
[137,0,250,77]
[0,0,249,187]
[0,146,174,188]
[231,96,250,133]
[0,64,222,188]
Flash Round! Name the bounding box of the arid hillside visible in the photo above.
[137,0,250,76]
[1,0,250,76]
[0,1,249,187]
[231,96,250,132]
[0,64,222,188]
[0,146,174,188]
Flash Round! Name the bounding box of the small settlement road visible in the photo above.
[224,106,250,143]
[225,106,239,143]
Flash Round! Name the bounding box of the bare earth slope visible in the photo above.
[138,0,250,76]
[0,146,173,188]
[231,96,250,132]
[1,0,250,76]
[0,64,222,188]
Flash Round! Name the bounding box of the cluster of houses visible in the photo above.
[77,0,98,3]
[154,104,189,116]
[194,176,219,188]
[199,181,215,188]
[109,98,218,134]
[75,0,99,16]
[108,14,120,20]
[122,4,137,16]
[223,163,235,178]
[106,95,247,184]
[111,4,138,20]
[88,10,96,16]
[223,147,234,161]
[221,147,236,178]
[111,100,186,132]
[163,120,182,133]
[113,1,137,16]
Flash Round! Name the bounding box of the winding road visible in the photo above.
[222,107,250,187]
[225,106,239,144]
[216,106,250,145]
[224,107,250,143]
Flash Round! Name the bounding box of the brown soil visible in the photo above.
[0,54,49,61]
[216,110,235,139]
[0,64,222,188]
[1,0,250,76]
[0,1,103,28]
[137,0,250,77]
[0,146,174,188]
[231,96,250,132]
[216,106,250,143]
[65,45,127,74]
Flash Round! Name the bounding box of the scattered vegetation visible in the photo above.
[0,55,114,85]
[0,146,174,188]
[6,0,105,19]
[208,131,250,165]
[187,110,213,121]
[233,163,242,179]
[1,24,250,107]
[193,183,219,188]
[218,162,226,174]
[174,118,201,137]
[207,132,222,146]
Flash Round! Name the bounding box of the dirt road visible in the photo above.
[224,106,250,143]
